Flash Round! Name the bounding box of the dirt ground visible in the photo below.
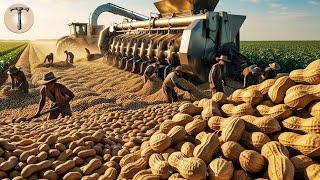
[0,41,243,122]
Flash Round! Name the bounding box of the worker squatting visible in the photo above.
[7,54,280,120]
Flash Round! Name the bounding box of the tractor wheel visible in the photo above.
[56,38,82,57]
[56,36,68,47]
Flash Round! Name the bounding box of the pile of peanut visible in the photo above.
[0,57,319,179]
[0,103,180,179]
[115,59,320,180]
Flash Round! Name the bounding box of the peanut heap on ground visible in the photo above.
[0,41,320,179]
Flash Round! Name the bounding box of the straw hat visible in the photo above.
[249,65,263,75]
[216,55,231,62]
[269,62,281,71]
[38,72,61,85]
[7,66,21,74]
[175,66,185,72]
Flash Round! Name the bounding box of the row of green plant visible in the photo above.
[240,41,320,73]
[0,41,27,55]
[0,44,28,73]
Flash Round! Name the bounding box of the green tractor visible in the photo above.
[55,3,148,57]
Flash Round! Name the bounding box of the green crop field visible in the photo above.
[241,41,320,73]
[0,41,28,73]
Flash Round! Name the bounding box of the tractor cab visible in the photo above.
[69,23,88,38]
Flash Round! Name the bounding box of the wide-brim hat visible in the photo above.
[175,66,185,72]
[216,55,231,62]
[38,72,61,85]
[7,66,21,74]
[249,65,263,75]
[269,63,281,71]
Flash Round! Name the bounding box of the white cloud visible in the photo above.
[269,3,288,10]
[269,3,282,8]
[240,0,272,3]
[240,0,261,3]
[308,1,319,5]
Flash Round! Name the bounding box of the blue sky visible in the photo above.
[0,0,319,40]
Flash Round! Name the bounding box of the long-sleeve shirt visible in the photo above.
[208,63,225,92]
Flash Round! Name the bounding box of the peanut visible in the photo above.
[221,118,245,142]
[81,158,102,175]
[185,119,207,136]
[181,142,195,157]
[178,103,203,116]
[172,113,193,127]
[208,157,234,180]
[149,153,172,179]
[55,160,75,175]
[284,84,320,109]
[268,76,295,104]
[239,150,266,173]
[150,132,171,153]
[309,101,320,118]
[290,155,315,178]
[221,103,255,117]
[212,92,227,105]
[240,131,271,152]
[282,116,320,134]
[289,59,320,85]
[241,115,281,134]
[229,89,263,106]
[256,104,293,120]
[278,132,320,157]
[120,158,148,179]
[305,164,320,180]
[63,172,82,180]
[221,141,246,163]
[261,141,294,180]
[193,133,219,164]
[247,79,277,96]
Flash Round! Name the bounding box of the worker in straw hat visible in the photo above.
[208,55,230,96]
[7,66,29,93]
[242,64,263,88]
[262,62,281,80]
[35,72,75,119]
[162,66,191,103]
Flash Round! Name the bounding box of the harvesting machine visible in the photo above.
[99,0,249,83]
[58,0,249,84]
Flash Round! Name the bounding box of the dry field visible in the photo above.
[0,41,213,122]
[0,41,319,180]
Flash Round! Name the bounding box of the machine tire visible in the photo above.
[56,38,82,57]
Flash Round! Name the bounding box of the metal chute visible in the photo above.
[89,3,148,26]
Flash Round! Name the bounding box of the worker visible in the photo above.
[143,63,160,83]
[35,72,75,120]
[85,48,102,61]
[162,66,191,103]
[7,66,29,93]
[208,55,230,96]
[262,62,281,80]
[64,50,74,64]
[242,65,263,88]
[44,53,54,64]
